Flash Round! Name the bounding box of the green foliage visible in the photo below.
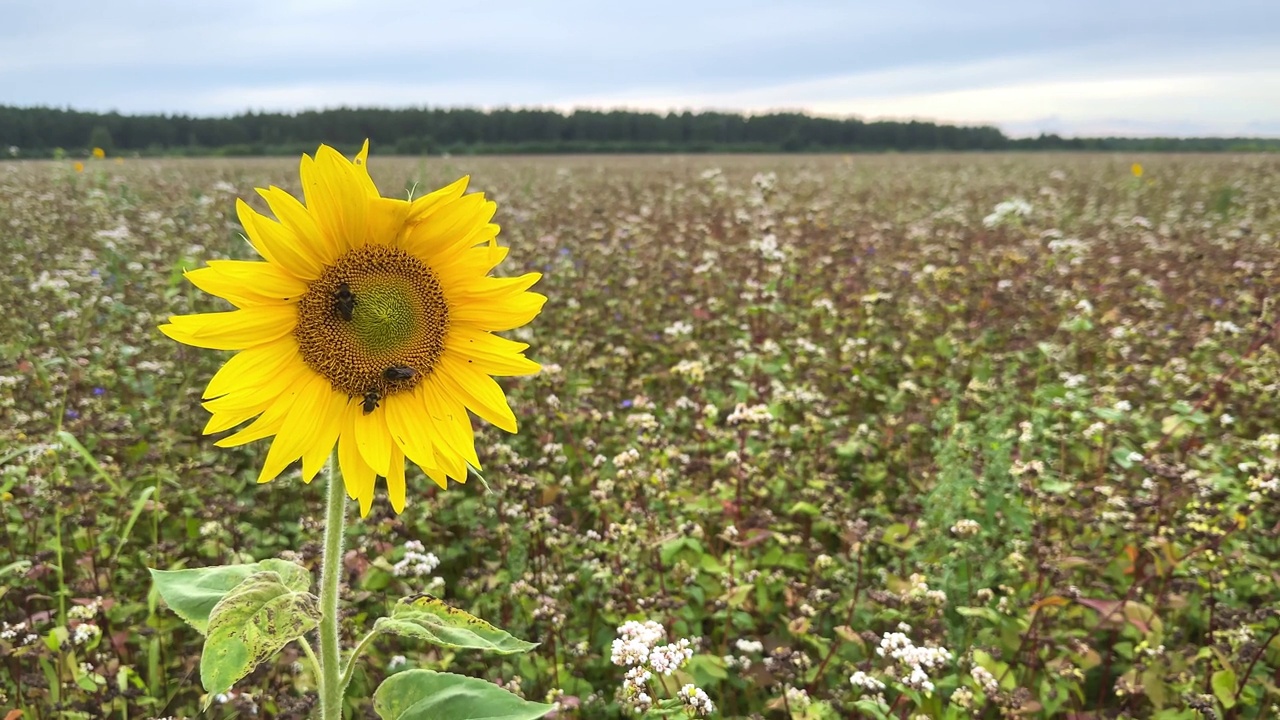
[199,568,319,696]
[4,104,1276,157]
[374,670,554,720]
[87,124,114,154]
[149,558,310,634]
[374,595,539,654]
[3,154,1280,717]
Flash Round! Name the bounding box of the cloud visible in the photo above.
[552,44,1280,137]
[2,0,1278,136]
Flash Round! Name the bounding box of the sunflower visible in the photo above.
[161,142,545,515]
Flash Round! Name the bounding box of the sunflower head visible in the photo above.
[161,142,545,515]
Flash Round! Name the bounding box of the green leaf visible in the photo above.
[57,430,123,495]
[1142,666,1167,709]
[200,570,320,696]
[0,560,32,578]
[150,565,262,634]
[1160,415,1195,440]
[787,501,821,517]
[934,335,954,358]
[1037,477,1075,495]
[758,546,812,570]
[878,522,919,550]
[1111,447,1137,469]
[973,649,1015,691]
[374,669,554,720]
[686,653,728,685]
[111,485,156,562]
[956,606,1002,623]
[659,537,704,566]
[723,584,753,608]
[374,594,538,655]
[149,558,312,634]
[255,558,314,593]
[1212,668,1237,709]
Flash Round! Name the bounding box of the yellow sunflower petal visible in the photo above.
[386,443,407,513]
[414,460,450,490]
[299,389,348,483]
[352,139,377,196]
[236,198,325,280]
[204,335,302,400]
[303,146,368,254]
[405,176,470,225]
[234,198,282,266]
[407,389,468,481]
[435,448,467,486]
[184,263,304,309]
[213,376,306,447]
[203,357,311,412]
[208,260,308,303]
[430,242,511,281]
[203,404,270,435]
[256,373,335,484]
[443,272,541,303]
[368,196,412,246]
[353,404,392,477]
[445,326,541,377]
[425,220,501,269]
[448,290,547,332]
[431,357,519,433]
[401,193,494,260]
[384,392,436,470]
[160,305,297,351]
[338,403,377,516]
[419,380,481,469]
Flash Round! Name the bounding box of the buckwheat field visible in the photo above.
[3,152,1279,718]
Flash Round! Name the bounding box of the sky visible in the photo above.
[3,0,1279,138]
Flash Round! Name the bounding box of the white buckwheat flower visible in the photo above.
[850,670,885,691]
[678,684,716,716]
[392,540,441,578]
[649,638,693,675]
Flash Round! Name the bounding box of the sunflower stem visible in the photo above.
[340,628,380,691]
[318,452,348,720]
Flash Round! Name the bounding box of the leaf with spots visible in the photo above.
[149,558,312,635]
[373,594,538,654]
[199,570,320,698]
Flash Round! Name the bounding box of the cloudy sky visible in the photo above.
[4,0,1279,137]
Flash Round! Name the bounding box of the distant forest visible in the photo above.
[1,105,1277,156]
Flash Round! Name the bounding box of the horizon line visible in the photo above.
[5,102,1279,142]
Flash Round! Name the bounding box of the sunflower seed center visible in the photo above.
[295,245,448,399]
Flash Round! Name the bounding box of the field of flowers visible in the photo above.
[2,151,1279,719]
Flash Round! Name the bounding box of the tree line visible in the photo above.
[1,105,1276,156]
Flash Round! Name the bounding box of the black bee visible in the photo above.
[334,282,356,321]
[361,388,381,414]
[383,365,416,381]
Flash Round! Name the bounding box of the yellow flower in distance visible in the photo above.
[73,161,84,173]
[92,147,106,159]
[161,142,545,515]
[1131,163,1143,178]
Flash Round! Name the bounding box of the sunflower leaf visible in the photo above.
[200,570,320,697]
[374,669,553,720]
[149,558,313,635]
[373,594,538,654]
[149,564,265,635]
